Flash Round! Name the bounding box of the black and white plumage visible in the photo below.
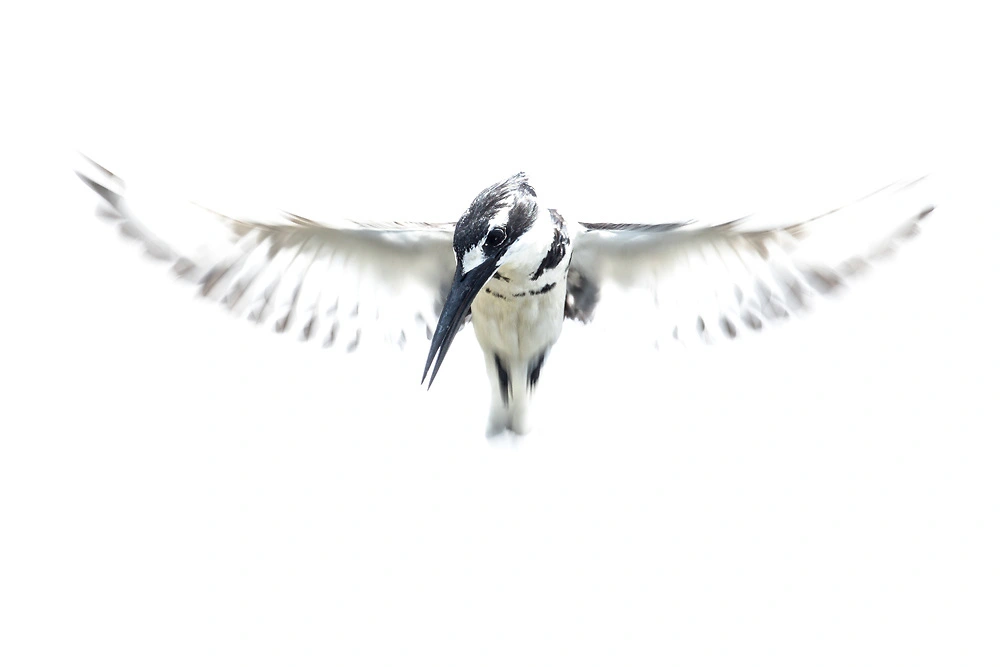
[77,157,457,354]
[76,156,934,435]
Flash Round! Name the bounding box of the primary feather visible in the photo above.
[568,177,934,345]
[76,156,457,351]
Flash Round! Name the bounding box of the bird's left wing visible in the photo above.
[567,178,935,345]
[76,157,457,350]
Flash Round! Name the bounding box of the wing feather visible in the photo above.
[76,157,457,351]
[569,177,934,345]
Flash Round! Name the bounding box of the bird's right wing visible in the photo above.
[76,157,458,350]
[567,177,935,345]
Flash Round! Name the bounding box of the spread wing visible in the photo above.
[567,178,935,345]
[76,157,457,350]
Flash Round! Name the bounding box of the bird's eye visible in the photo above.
[485,227,506,247]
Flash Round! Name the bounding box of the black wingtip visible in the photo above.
[74,154,124,208]
[75,170,121,208]
[76,153,118,180]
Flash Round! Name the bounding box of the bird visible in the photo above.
[75,156,935,436]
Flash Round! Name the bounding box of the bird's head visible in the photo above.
[422,172,550,387]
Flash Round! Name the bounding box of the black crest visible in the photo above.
[453,173,537,255]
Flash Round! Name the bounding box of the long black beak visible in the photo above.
[422,260,498,388]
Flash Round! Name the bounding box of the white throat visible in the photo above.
[497,206,554,281]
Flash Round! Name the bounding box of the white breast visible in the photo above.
[470,209,572,361]
[471,275,568,361]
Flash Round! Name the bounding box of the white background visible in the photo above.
[3,1,999,665]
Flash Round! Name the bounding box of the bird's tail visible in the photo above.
[484,355,536,436]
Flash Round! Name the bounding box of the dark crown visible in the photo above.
[454,173,538,252]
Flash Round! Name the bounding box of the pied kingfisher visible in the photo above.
[77,157,934,435]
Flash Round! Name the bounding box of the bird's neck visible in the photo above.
[496,208,571,286]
